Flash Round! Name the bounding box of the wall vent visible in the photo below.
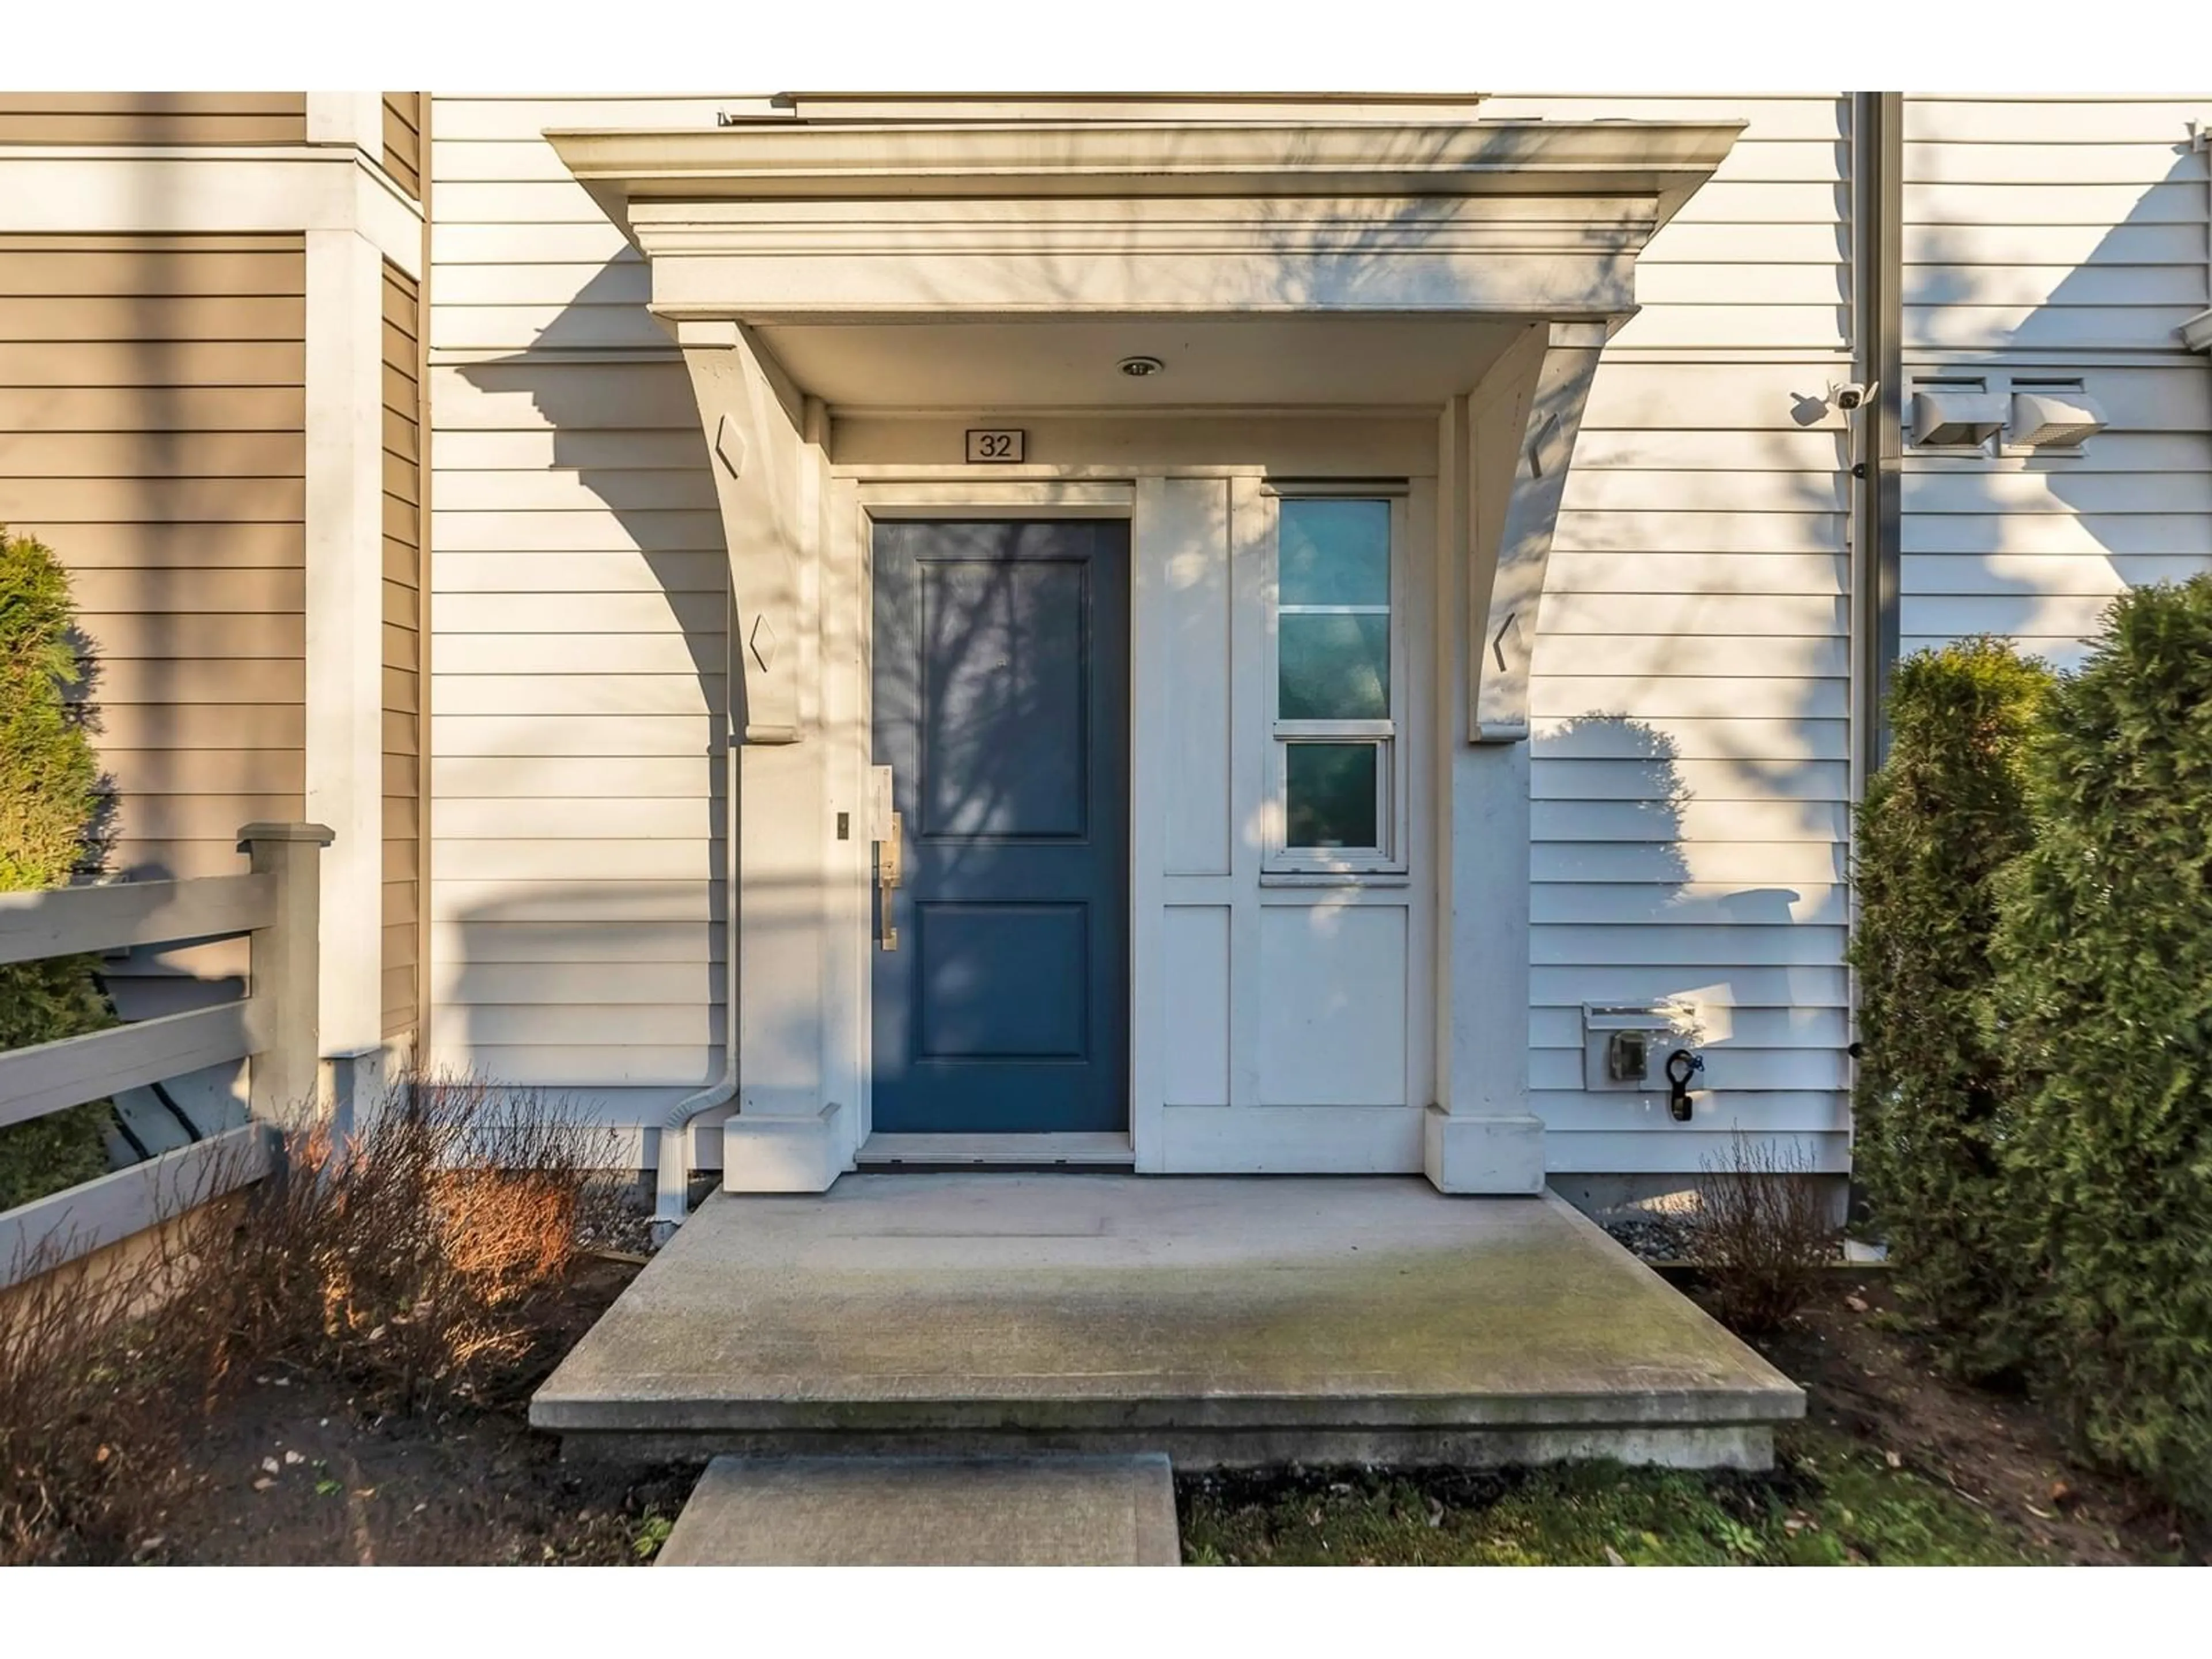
[1911,378,2006,450]
[2006,378,2108,452]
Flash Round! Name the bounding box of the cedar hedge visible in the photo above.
[0,527,115,1213]
[1989,577,2212,1512]
[1848,638,2052,1380]
[1855,578,2212,1513]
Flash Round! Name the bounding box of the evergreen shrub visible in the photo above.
[1849,637,2052,1378]
[1990,577,2212,1510]
[0,527,114,1215]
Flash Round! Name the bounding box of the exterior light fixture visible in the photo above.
[1117,355,1165,378]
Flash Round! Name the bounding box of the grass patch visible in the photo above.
[1177,1422,2052,1566]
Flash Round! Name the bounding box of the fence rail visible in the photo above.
[0,872,275,965]
[0,821,331,1291]
[0,1123,274,1290]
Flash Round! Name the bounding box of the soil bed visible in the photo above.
[130,1259,696,1567]
[1732,1274,2211,1567]
[76,1268,2212,1566]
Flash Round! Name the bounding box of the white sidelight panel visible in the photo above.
[1132,468,1438,1171]
[1159,906,1231,1108]
[1256,903,1409,1108]
[1157,485,1234,879]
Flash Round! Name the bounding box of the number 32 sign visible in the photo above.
[965,429,1025,463]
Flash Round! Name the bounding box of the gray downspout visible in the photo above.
[1851,90,1903,789]
[1845,91,1904,1217]
[652,589,741,1244]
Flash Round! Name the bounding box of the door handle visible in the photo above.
[876,809,903,951]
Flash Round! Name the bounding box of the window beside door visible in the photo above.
[1267,492,1407,878]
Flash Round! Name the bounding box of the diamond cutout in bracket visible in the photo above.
[715,413,748,479]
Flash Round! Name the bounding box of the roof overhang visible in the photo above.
[546,116,1744,331]
[543,105,1744,747]
[550,117,1739,208]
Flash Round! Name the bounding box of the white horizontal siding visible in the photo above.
[1531,841,1845,885]
[1544,1130,1851,1176]
[410,90,2212,1185]
[427,94,729,1108]
[1899,93,2212,673]
[1519,93,1855,1176]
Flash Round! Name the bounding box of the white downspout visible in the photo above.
[651,592,741,1244]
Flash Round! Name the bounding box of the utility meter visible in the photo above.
[1582,1002,1695,1093]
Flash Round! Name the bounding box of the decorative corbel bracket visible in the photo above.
[1465,319,1610,743]
[674,319,808,744]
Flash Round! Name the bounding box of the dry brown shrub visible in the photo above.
[0,1154,256,1564]
[0,1069,625,1561]
[228,1070,623,1412]
[1687,1132,1839,1333]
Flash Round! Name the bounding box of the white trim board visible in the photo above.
[0,151,424,278]
[304,229,395,1060]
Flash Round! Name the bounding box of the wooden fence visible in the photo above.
[0,822,332,1289]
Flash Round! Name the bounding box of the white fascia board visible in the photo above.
[0,150,423,278]
[547,118,1743,198]
[2183,308,2212,353]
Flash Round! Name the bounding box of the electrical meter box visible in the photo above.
[1582,1002,1695,1092]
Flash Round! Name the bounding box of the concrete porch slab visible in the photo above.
[533,1175,1804,1469]
[656,1453,1179,1566]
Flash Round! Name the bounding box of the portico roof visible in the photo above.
[552,115,1740,209]
[544,99,1745,747]
[545,109,1743,328]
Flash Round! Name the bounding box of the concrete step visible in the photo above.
[656,1453,1180,1566]
[533,1177,1804,1471]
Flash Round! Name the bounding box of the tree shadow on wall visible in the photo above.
[437,261,735,1131]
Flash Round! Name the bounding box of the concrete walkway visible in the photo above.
[535,1174,1802,1468]
[656,1453,1179,1566]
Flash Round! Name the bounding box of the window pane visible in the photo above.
[1280,498,1389,608]
[1280,612,1389,720]
[1286,743,1380,849]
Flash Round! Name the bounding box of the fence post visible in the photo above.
[238,821,335,1126]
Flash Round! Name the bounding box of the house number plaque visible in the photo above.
[965,428,1025,463]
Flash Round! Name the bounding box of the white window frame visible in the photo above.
[1262,485,1410,881]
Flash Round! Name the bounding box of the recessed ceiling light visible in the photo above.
[1117,355,1165,378]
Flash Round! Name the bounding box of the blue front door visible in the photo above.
[869,519,1130,1134]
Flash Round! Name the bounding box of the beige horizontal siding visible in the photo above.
[384,261,425,1043]
[0,92,306,145]
[428,95,728,1104]
[382,93,423,198]
[0,232,305,1024]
